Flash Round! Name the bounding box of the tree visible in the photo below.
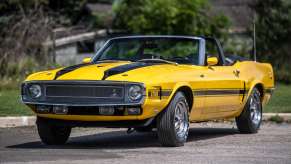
[112,0,230,39]
[0,0,93,78]
[253,0,291,83]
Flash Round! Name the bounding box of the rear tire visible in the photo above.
[157,92,189,147]
[36,117,71,145]
[236,88,262,133]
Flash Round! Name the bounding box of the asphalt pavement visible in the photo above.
[0,122,290,164]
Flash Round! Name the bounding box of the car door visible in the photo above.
[201,39,245,118]
[202,66,245,114]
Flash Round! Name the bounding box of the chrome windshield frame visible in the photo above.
[92,35,206,66]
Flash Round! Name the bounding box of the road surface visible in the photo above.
[0,122,290,164]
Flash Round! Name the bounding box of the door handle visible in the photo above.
[233,69,240,77]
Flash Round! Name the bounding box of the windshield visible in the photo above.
[94,38,200,65]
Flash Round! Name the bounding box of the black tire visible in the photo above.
[36,117,71,145]
[157,92,190,147]
[236,88,262,133]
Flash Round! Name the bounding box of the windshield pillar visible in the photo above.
[198,39,206,66]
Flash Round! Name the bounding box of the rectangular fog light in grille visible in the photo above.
[99,106,115,115]
[53,106,68,115]
[36,105,51,113]
[126,107,141,115]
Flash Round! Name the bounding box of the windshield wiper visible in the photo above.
[137,59,178,65]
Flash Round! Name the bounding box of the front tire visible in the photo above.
[236,88,262,133]
[36,117,71,145]
[157,92,190,147]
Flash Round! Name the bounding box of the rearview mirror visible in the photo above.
[82,57,92,63]
[207,57,218,66]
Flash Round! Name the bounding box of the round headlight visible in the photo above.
[28,84,42,98]
[128,85,143,101]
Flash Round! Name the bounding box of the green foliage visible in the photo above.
[223,36,253,58]
[268,115,284,123]
[88,0,115,4]
[47,0,89,25]
[113,0,230,39]
[253,0,291,83]
[0,57,61,89]
[0,0,92,26]
[0,0,98,83]
[0,0,48,14]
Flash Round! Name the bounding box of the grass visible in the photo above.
[0,84,290,116]
[264,83,291,113]
[0,89,33,116]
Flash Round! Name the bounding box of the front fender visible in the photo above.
[139,82,192,120]
[165,82,192,107]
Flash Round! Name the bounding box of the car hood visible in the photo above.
[26,61,200,85]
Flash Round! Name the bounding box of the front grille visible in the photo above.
[46,85,123,98]
[22,81,145,106]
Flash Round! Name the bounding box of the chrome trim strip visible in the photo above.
[198,38,206,66]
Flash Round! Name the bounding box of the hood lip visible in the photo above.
[22,80,144,86]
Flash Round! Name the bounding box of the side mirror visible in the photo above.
[207,57,218,66]
[82,57,92,63]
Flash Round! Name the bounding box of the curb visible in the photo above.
[0,116,36,128]
[262,113,291,121]
[0,113,291,128]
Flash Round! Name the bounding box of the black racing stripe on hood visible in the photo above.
[102,62,160,80]
[54,63,93,80]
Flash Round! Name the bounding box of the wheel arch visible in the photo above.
[176,86,194,112]
[249,82,265,101]
[168,83,194,112]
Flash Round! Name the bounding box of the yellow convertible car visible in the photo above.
[21,36,274,147]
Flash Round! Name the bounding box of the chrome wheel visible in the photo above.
[174,100,189,139]
[249,92,262,126]
[157,92,190,146]
[236,88,262,134]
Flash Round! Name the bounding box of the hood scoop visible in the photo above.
[102,62,159,80]
[54,63,93,80]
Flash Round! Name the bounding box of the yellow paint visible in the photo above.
[24,60,274,122]
[82,57,92,63]
[207,57,218,66]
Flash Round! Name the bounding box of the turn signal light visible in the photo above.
[126,107,141,115]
